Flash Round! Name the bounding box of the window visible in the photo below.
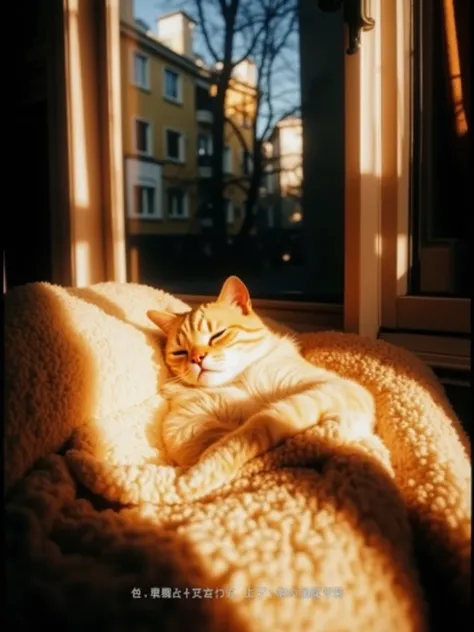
[125,158,162,221]
[51,1,351,331]
[196,84,213,110]
[134,118,151,155]
[165,129,185,162]
[132,51,149,90]
[167,189,188,219]
[116,2,346,306]
[223,146,233,174]
[410,0,470,298]
[163,68,181,102]
[133,186,155,217]
[198,133,212,156]
[26,0,469,392]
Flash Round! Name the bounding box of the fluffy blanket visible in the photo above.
[5,281,471,632]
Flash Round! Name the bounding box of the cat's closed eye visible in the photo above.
[172,350,188,357]
[209,329,227,344]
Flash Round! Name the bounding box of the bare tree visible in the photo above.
[152,0,299,258]
[226,2,299,237]
[190,0,299,257]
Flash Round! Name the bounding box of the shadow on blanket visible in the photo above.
[4,281,471,632]
[7,436,426,632]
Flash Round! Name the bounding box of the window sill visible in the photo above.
[127,216,162,222]
[163,96,183,106]
[396,296,470,335]
[135,150,154,159]
[132,83,151,94]
[378,330,471,374]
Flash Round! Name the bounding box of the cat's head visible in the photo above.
[147,276,272,387]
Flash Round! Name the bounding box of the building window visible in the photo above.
[134,118,151,155]
[223,146,233,173]
[167,189,188,219]
[133,185,156,217]
[125,158,162,220]
[165,129,185,162]
[198,133,212,156]
[163,68,181,102]
[132,51,149,90]
[196,84,213,110]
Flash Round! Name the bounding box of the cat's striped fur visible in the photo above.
[147,276,375,475]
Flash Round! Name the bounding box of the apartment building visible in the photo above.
[262,117,303,231]
[119,3,257,273]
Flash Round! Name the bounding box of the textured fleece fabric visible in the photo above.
[5,282,471,632]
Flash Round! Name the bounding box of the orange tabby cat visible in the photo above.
[147,276,375,477]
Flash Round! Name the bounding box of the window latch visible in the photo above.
[317,0,375,55]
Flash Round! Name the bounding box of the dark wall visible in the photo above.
[6,0,53,289]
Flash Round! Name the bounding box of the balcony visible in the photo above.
[198,153,212,178]
[196,109,213,125]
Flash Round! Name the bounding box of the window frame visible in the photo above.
[54,0,469,368]
[197,132,213,156]
[125,157,162,221]
[131,49,150,91]
[164,127,186,163]
[377,0,470,337]
[167,188,189,220]
[344,0,470,371]
[133,185,156,218]
[163,67,183,104]
[132,116,153,157]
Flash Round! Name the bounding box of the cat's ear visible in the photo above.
[217,276,252,315]
[147,310,176,334]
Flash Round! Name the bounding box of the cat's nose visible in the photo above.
[191,352,207,365]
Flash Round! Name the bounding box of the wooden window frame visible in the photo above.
[51,0,469,364]
[48,0,343,331]
[48,0,126,287]
[344,0,470,374]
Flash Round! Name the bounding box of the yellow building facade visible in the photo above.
[119,5,257,239]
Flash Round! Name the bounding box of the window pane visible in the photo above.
[136,120,148,152]
[122,0,345,301]
[411,0,470,297]
[165,69,179,99]
[134,53,147,87]
[133,185,155,215]
[166,130,180,159]
[168,189,185,217]
[145,187,155,214]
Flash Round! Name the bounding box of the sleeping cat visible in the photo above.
[147,276,375,475]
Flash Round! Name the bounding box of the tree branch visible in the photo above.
[193,0,221,61]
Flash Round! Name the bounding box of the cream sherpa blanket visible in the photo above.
[5,282,471,632]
